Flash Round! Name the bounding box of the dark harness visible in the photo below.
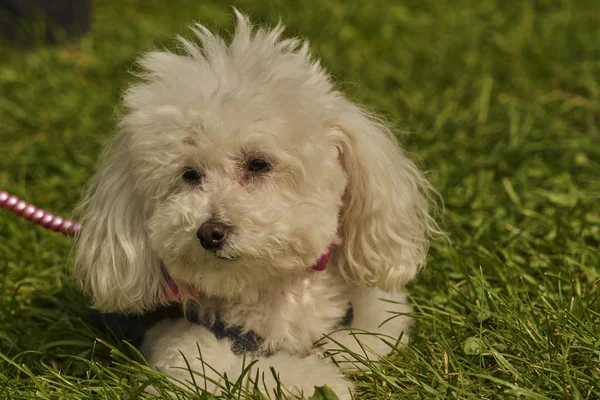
[90,303,353,355]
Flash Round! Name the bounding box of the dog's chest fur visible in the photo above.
[192,270,352,355]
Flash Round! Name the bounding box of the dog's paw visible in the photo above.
[251,353,353,400]
[316,328,409,373]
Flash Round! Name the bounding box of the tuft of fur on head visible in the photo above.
[73,10,440,313]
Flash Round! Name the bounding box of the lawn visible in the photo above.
[1,0,599,398]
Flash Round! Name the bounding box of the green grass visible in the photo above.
[1,0,599,398]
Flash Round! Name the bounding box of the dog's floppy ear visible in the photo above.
[332,102,439,292]
[74,133,165,313]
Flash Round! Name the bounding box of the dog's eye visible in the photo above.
[182,167,203,184]
[247,158,271,173]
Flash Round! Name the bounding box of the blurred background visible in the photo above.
[1,0,599,398]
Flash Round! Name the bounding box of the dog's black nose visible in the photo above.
[196,221,231,251]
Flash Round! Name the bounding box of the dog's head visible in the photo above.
[74,12,438,313]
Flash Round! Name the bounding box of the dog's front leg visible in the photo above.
[141,318,352,399]
[140,318,244,395]
[318,287,413,369]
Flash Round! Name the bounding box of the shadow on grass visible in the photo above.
[0,280,146,381]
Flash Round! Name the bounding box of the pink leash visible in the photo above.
[0,190,81,237]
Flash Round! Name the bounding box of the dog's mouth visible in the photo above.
[214,249,239,260]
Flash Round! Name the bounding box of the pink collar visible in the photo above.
[311,247,331,271]
[162,247,331,303]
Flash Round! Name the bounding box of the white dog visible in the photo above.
[74,11,438,399]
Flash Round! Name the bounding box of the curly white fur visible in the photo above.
[74,11,438,399]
